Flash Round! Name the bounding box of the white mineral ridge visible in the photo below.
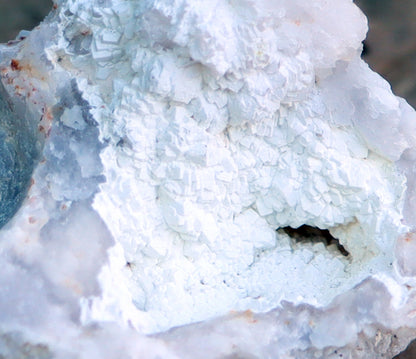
[0,0,416,358]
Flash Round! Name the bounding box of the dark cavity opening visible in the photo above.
[278,225,350,257]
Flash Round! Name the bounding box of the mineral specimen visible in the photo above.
[0,0,416,358]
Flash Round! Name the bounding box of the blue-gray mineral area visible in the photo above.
[0,86,37,228]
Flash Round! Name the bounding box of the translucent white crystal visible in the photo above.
[0,0,415,358]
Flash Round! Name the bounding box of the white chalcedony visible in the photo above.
[0,0,415,358]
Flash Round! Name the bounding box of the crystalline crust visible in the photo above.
[0,0,416,358]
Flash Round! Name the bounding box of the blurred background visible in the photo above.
[356,0,416,108]
[0,0,415,357]
[0,0,52,41]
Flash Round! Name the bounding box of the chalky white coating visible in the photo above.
[79,0,408,333]
[0,0,415,358]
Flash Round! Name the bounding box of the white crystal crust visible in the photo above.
[79,0,409,333]
[1,0,416,358]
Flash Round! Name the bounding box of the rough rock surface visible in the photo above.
[0,0,416,358]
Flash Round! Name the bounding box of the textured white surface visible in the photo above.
[80,0,408,333]
[0,0,416,357]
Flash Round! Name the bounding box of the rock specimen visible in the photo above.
[1,0,416,358]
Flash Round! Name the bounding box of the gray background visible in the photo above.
[0,0,415,357]
[0,0,51,41]
[356,0,416,108]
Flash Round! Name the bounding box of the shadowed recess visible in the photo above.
[279,225,350,257]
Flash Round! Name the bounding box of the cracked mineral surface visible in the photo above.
[0,0,416,358]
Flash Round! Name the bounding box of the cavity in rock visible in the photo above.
[279,225,350,257]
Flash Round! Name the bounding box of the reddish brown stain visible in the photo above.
[240,309,257,323]
[10,59,21,71]
[28,178,35,191]
[44,107,53,121]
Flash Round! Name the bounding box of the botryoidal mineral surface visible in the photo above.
[1,0,416,358]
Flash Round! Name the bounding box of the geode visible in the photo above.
[0,0,416,358]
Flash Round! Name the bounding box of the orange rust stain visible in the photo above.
[41,107,54,122]
[45,108,53,121]
[401,232,416,243]
[28,217,36,224]
[294,19,301,26]
[10,59,21,71]
[28,178,35,190]
[227,309,256,322]
[53,3,58,9]
[242,309,253,317]
[240,309,257,323]
[9,60,43,81]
